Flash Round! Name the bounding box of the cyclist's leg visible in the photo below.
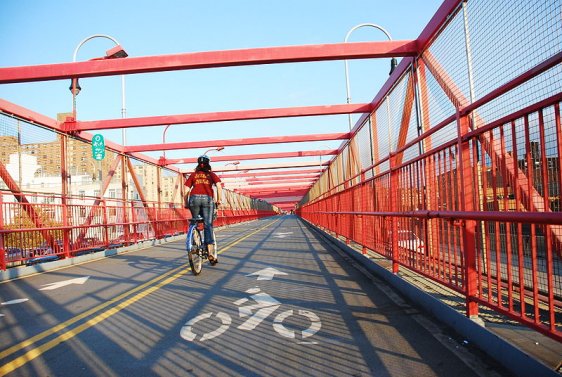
[202,197,217,260]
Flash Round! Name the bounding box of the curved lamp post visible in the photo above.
[70,34,128,144]
[203,147,225,156]
[225,161,240,170]
[344,23,396,130]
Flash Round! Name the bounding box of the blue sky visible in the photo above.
[0,0,443,166]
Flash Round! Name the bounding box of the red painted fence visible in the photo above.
[0,191,275,270]
[298,1,562,342]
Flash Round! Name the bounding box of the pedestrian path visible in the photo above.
[0,216,552,376]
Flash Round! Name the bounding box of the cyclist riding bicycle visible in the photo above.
[184,155,223,262]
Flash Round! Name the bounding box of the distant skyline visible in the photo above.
[0,0,443,166]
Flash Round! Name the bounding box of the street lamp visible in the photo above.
[203,147,225,156]
[70,34,128,143]
[344,23,396,130]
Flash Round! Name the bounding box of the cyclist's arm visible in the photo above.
[215,183,223,206]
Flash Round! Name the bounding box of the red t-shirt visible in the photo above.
[185,171,221,197]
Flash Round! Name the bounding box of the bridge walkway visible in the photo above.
[0,216,553,376]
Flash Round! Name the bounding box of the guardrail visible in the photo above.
[298,1,562,343]
[0,191,276,270]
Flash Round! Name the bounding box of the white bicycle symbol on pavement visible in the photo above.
[180,287,321,342]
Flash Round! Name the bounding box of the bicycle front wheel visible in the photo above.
[187,226,203,275]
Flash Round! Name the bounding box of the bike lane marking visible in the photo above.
[0,218,280,375]
[180,312,232,341]
[273,309,321,341]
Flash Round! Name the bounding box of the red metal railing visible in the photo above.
[299,91,562,343]
[298,1,562,342]
[0,191,276,270]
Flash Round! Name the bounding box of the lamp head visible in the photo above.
[105,45,128,59]
[69,78,81,95]
[389,58,398,75]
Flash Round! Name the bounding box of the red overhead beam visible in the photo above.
[213,161,328,173]
[246,177,316,185]
[127,132,350,153]
[226,181,316,190]
[241,174,320,182]
[68,103,371,131]
[266,197,306,203]
[219,169,322,179]
[164,149,338,165]
[235,186,311,194]
[0,40,417,84]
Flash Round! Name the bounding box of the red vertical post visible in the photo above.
[121,155,130,243]
[346,179,351,245]
[102,199,109,247]
[458,112,479,318]
[157,166,163,237]
[60,134,71,259]
[131,201,138,242]
[0,193,5,271]
[361,172,367,254]
[390,153,399,273]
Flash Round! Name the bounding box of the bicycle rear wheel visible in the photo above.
[187,226,203,275]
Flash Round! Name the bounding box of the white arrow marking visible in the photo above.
[39,276,90,291]
[246,267,288,281]
[1,298,29,305]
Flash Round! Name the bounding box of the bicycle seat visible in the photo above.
[189,216,204,223]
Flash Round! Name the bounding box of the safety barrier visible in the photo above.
[298,0,561,342]
[0,191,276,270]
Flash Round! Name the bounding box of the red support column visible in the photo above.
[390,153,399,273]
[130,201,138,243]
[60,134,71,259]
[0,193,5,271]
[102,199,109,247]
[458,112,479,318]
[121,155,130,243]
[157,166,162,237]
[361,172,367,254]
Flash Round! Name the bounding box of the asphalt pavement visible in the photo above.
[0,215,522,376]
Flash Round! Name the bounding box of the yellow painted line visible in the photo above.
[0,268,188,376]
[0,218,278,375]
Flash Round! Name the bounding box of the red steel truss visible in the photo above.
[1,0,561,346]
[0,40,417,84]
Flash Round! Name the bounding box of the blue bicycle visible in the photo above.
[186,215,218,275]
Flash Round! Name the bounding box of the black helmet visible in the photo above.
[197,155,210,164]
